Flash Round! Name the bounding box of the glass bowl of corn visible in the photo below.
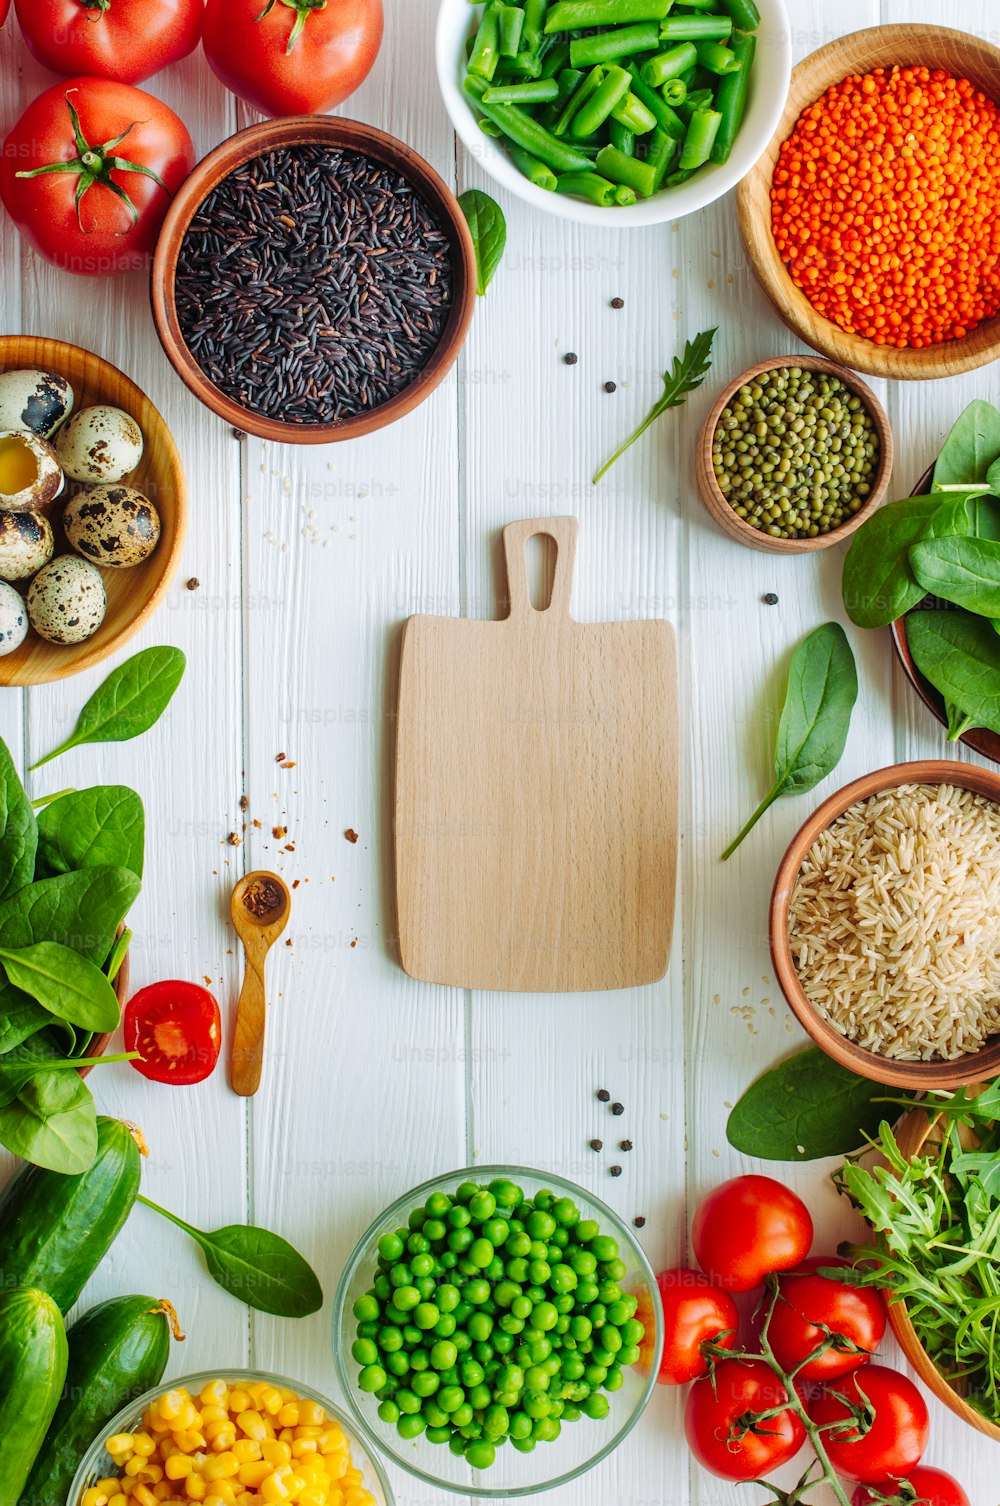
[69,1368,395,1506]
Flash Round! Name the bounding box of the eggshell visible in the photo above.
[0,581,28,656]
[27,555,106,645]
[0,511,55,581]
[54,404,144,484]
[64,484,160,568]
[0,368,73,439]
[0,431,64,513]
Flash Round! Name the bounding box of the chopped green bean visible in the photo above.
[660,14,732,38]
[497,50,544,76]
[694,39,740,73]
[664,166,695,186]
[614,183,638,204]
[521,0,548,51]
[484,77,560,102]
[610,90,657,133]
[678,105,721,169]
[478,117,505,136]
[507,144,559,188]
[640,42,696,87]
[595,143,657,197]
[468,0,503,80]
[545,0,671,29]
[497,4,525,55]
[625,62,686,134]
[539,39,570,75]
[662,78,686,105]
[609,117,635,155]
[569,21,660,66]
[570,64,631,135]
[645,124,679,188]
[464,75,595,170]
[554,170,619,206]
[676,86,713,123]
[710,27,754,161]
[719,0,760,29]
[552,62,603,133]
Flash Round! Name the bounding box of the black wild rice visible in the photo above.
[174,144,455,425]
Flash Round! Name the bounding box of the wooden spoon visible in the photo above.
[230,870,291,1097]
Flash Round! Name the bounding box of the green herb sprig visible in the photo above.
[593,326,715,483]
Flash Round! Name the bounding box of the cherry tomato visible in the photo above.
[202,0,383,117]
[852,1466,970,1506]
[0,0,10,25]
[125,980,221,1085]
[685,1357,805,1481]
[14,0,203,85]
[655,1268,738,1385]
[808,1365,929,1484]
[691,1175,813,1292]
[767,1257,886,1381]
[0,78,193,276]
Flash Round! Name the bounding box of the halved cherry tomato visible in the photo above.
[0,0,10,26]
[125,980,221,1085]
[15,0,203,85]
[655,1268,738,1385]
[767,1257,886,1381]
[691,1175,813,1292]
[202,0,383,117]
[808,1365,929,1484]
[852,1466,970,1506]
[685,1357,805,1481]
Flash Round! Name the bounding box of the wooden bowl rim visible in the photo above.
[695,354,893,554]
[770,759,1000,1088]
[78,928,130,1079]
[735,23,1000,382]
[0,335,187,687]
[151,116,477,446]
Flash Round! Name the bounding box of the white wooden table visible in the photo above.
[1,3,998,1502]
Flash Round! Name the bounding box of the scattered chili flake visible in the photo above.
[226,832,241,847]
[272,825,287,839]
[350,937,358,948]
[589,1138,603,1152]
[280,760,297,769]
[252,818,262,829]
[633,1215,646,1228]
[345,828,359,844]
[284,842,296,852]
[609,1165,622,1178]
[292,879,301,889]
[239,795,249,812]
[275,752,286,763]
[242,877,285,917]
[285,936,293,947]
[596,1088,610,1102]
[620,1139,633,1152]
[563,352,578,365]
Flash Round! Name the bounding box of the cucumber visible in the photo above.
[21,1294,178,1506]
[0,1117,143,1313]
[0,1288,67,1506]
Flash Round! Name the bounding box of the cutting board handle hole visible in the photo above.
[524,532,557,613]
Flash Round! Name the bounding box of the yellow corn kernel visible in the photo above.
[299,1492,328,1506]
[137,1465,165,1485]
[259,1388,284,1417]
[152,1487,174,1503]
[238,1462,271,1488]
[261,1441,291,1468]
[293,1427,322,1442]
[97,1480,122,1495]
[203,1454,240,1482]
[278,1429,295,1445]
[132,1488,158,1506]
[325,1455,348,1482]
[200,1405,230,1427]
[166,1457,195,1482]
[109,1496,129,1506]
[207,1424,238,1451]
[82,1491,108,1506]
[342,1470,362,1490]
[237,1410,268,1443]
[127,1457,151,1477]
[174,1432,207,1453]
[185,1476,207,1502]
[107,1433,136,1458]
[233,1439,262,1463]
[260,1467,294,1503]
[276,1405,299,1428]
[205,1488,237,1506]
[296,1403,325,1428]
[291,1440,318,1460]
[229,1390,252,1414]
[200,1380,230,1407]
[175,1403,201,1432]
[158,1389,188,1421]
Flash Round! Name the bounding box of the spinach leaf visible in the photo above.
[0,738,36,902]
[727,1047,911,1160]
[458,189,507,296]
[907,609,1000,739]
[30,647,186,770]
[842,495,970,628]
[722,623,857,859]
[909,535,1000,618]
[0,1047,97,1173]
[139,1195,323,1318]
[0,866,140,966]
[0,942,120,1033]
[989,455,1000,498]
[0,1047,136,1108]
[36,786,145,879]
[932,399,1000,489]
[0,994,73,1055]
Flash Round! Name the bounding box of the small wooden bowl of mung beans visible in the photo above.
[696,355,893,554]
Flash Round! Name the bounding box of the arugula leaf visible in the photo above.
[35,786,145,880]
[458,189,507,296]
[139,1195,323,1318]
[907,609,1000,739]
[0,941,120,1034]
[0,1049,97,1173]
[726,1048,910,1160]
[30,646,186,770]
[0,866,140,967]
[593,327,716,483]
[723,622,857,858]
[842,495,970,628]
[0,738,36,902]
[932,399,1000,490]
[909,535,1000,618]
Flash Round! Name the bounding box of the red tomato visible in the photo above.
[125,980,221,1085]
[0,0,10,25]
[202,0,383,117]
[852,1466,970,1506]
[808,1366,929,1484]
[685,1357,805,1481]
[655,1268,738,1385]
[14,0,203,85]
[767,1257,886,1381]
[691,1175,813,1292]
[0,77,193,275]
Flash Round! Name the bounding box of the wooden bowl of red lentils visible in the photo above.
[736,24,1000,380]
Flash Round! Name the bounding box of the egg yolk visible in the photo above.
[0,436,38,497]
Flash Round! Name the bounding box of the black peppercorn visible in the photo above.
[596,1089,610,1102]
[611,1101,624,1116]
[232,428,247,441]
[589,1138,603,1152]
[610,297,624,309]
[604,381,617,393]
[620,1139,633,1152]
[610,1164,622,1177]
[564,352,578,365]
[633,1215,646,1228]
[763,592,779,605]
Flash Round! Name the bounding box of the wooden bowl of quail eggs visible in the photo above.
[0,336,187,686]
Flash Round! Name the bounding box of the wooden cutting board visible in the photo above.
[394,517,678,992]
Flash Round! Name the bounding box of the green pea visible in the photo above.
[358,1364,388,1394]
[451,1402,474,1427]
[434,1313,457,1339]
[590,1235,618,1262]
[386,1351,409,1377]
[426,1191,452,1218]
[605,1363,624,1392]
[526,1210,556,1241]
[406,1232,430,1255]
[426,1424,451,1444]
[431,1339,458,1370]
[584,1392,610,1419]
[470,1238,494,1269]
[524,1392,551,1419]
[422,1219,446,1244]
[532,1301,558,1331]
[528,1259,551,1285]
[409,1349,429,1372]
[550,1263,577,1294]
[412,1371,439,1398]
[353,1294,380,1323]
[377,1399,400,1424]
[448,1227,473,1254]
[489,1178,523,1209]
[407,1207,427,1232]
[352,1338,378,1366]
[505,1231,531,1260]
[465,1278,491,1305]
[448,1203,471,1229]
[456,1181,480,1205]
[397,1413,425,1439]
[438,1385,465,1413]
[552,1198,579,1226]
[414,1303,439,1330]
[448,1434,466,1456]
[402,1324,421,1347]
[465,1440,496,1469]
[569,1249,597,1277]
[393,1285,420,1311]
[373,1275,392,1301]
[494,1331,515,1354]
[468,1312,494,1342]
[468,1383,492,1411]
[469,1190,497,1222]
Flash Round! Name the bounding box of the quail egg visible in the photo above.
[0,431,64,513]
[64,484,160,569]
[54,405,144,484]
[27,556,106,645]
[0,581,28,656]
[0,511,55,582]
[0,369,74,439]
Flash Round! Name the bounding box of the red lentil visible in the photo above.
[771,65,1000,348]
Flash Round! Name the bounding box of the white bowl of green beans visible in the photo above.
[436,0,791,224]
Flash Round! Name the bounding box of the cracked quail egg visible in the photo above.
[0,581,28,656]
[0,369,73,439]
[54,405,144,484]
[0,511,55,582]
[0,431,64,513]
[64,484,160,569]
[27,556,106,645]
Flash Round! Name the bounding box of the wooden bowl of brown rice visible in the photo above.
[770,761,1000,1090]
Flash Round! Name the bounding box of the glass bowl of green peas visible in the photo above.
[332,1166,664,1496]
